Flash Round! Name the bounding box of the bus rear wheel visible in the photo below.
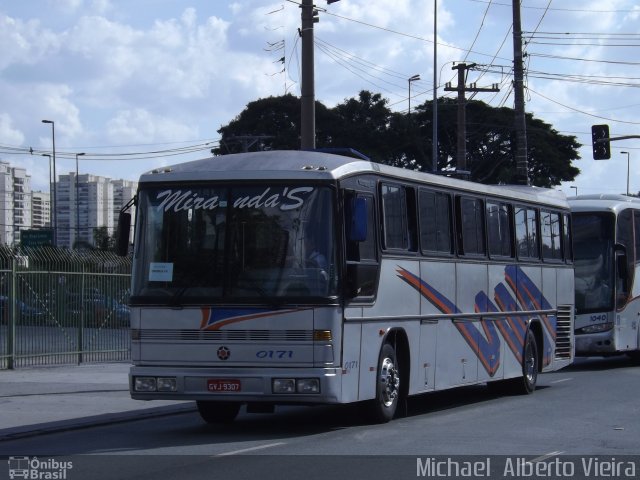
[196,401,241,424]
[368,343,400,423]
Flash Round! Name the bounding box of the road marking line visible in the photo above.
[528,451,564,463]
[550,377,572,384]
[215,442,287,456]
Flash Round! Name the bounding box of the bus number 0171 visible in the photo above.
[256,350,294,359]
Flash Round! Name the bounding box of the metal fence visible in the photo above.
[0,246,132,369]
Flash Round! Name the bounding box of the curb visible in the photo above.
[0,403,196,442]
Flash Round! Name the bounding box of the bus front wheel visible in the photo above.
[522,329,539,393]
[510,329,538,394]
[368,343,400,423]
[196,401,241,424]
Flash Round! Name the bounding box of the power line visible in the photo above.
[528,87,640,125]
[0,141,220,162]
[321,10,512,62]
[466,0,637,13]
[527,52,640,66]
[462,0,493,63]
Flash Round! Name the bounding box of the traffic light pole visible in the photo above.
[592,125,640,161]
[607,135,640,142]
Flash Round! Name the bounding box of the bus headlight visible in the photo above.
[272,379,296,393]
[272,378,320,394]
[157,377,177,392]
[296,378,320,394]
[134,376,157,392]
[575,322,614,334]
[133,376,177,392]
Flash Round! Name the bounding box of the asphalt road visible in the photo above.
[1,356,638,480]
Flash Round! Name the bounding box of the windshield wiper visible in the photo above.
[236,275,284,309]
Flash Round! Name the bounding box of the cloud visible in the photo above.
[106,108,197,144]
[0,113,25,144]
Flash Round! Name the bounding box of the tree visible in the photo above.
[413,98,581,187]
[213,94,333,155]
[325,91,395,162]
[93,226,114,252]
[215,91,580,187]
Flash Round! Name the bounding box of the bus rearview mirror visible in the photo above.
[348,197,367,242]
[116,212,132,256]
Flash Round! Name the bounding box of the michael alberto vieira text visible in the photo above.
[416,457,637,477]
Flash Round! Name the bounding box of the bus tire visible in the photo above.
[511,328,539,394]
[368,343,400,423]
[196,401,241,424]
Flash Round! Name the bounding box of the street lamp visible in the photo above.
[570,186,578,196]
[41,154,52,227]
[621,151,630,196]
[41,120,56,245]
[75,152,85,248]
[408,74,421,114]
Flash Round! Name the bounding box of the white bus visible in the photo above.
[569,194,640,358]
[117,150,574,424]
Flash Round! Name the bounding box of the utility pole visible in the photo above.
[432,0,438,172]
[300,0,317,150]
[512,0,528,185]
[444,63,499,174]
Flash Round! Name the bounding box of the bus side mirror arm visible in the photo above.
[116,196,136,257]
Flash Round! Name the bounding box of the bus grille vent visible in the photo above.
[139,329,314,342]
[554,305,573,360]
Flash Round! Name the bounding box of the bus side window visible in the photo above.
[487,201,512,258]
[380,183,417,252]
[419,189,453,255]
[457,196,486,256]
[563,213,573,263]
[515,206,540,260]
[541,210,562,262]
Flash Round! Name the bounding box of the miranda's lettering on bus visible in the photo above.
[155,187,313,213]
[416,457,491,477]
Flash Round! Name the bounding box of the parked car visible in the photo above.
[66,293,130,327]
[0,296,45,324]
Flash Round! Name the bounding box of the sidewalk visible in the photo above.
[0,363,194,440]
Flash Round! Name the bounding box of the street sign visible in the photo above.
[21,229,54,247]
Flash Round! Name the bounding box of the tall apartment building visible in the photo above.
[0,161,32,245]
[0,159,137,248]
[56,173,115,249]
[31,191,51,229]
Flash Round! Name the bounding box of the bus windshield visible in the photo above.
[131,184,337,303]
[572,212,615,313]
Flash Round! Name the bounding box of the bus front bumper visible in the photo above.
[129,365,343,404]
[575,331,616,355]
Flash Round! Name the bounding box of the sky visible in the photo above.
[1,0,639,198]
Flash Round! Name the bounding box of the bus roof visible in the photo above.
[138,150,568,208]
[569,194,640,214]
